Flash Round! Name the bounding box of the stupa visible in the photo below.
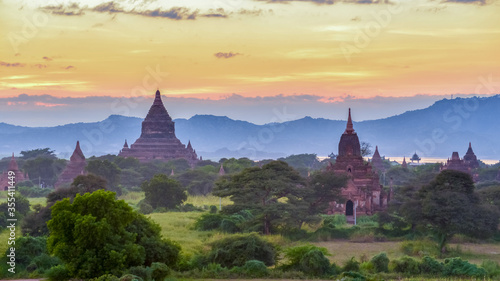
[55,141,86,188]
[326,109,386,219]
[1,153,29,190]
[463,142,480,169]
[119,90,199,163]
[370,146,385,173]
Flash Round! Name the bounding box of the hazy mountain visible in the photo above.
[1,95,499,160]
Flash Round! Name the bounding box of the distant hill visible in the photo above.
[1,95,499,160]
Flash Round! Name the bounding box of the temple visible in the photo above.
[401,157,408,168]
[55,141,87,188]
[1,153,29,191]
[119,90,199,163]
[326,109,387,220]
[441,143,480,180]
[463,142,480,169]
[370,146,385,173]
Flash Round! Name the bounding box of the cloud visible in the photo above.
[39,3,85,16]
[33,64,47,69]
[443,0,487,4]
[65,66,75,70]
[214,52,242,59]
[254,0,393,4]
[0,61,26,67]
[42,56,53,61]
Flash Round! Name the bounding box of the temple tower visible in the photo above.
[119,90,199,163]
[55,141,87,188]
[1,153,28,190]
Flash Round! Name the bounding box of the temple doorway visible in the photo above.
[346,200,354,216]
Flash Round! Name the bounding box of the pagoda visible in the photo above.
[370,146,385,173]
[463,142,479,169]
[119,90,198,163]
[55,141,86,188]
[326,109,386,219]
[1,153,29,190]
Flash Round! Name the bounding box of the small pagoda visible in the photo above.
[1,154,29,190]
[463,142,480,169]
[370,146,385,173]
[55,141,86,188]
[119,90,199,163]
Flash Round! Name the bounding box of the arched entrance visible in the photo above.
[346,200,354,216]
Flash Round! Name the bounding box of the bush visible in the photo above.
[30,253,61,273]
[419,255,443,275]
[341,271,367,281]
[93,274,120,281]
[343,257,360,272]
[207,233,277,268]
[138,201,153,215]
[443,257,487,277]
[150,262,169,281]
[359,261,374,273]
[299,248,332,276]
[194,213,225,231]
[242,260,269,278]
[209,205,218,213]
[46,264,70,281]
[283,244,332,276]
[127,266,152,281]
[119,274,144,281]
[481,260,500,278]
[370,252,389,273]
[400,239,438,257]
[389,256,420,275]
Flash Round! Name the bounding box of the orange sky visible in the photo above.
[1,0,499,100]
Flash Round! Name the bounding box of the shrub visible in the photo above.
[46,264,70,281]
[359,261,374,273]
[400,239,438,257]
[150,262,169,281]
[370,252,389,273]
[194,213,225,231]
[207,233,277,267]
[119,274,144,281]
[138,201,153,215]
[127,266,152,281]
[93,274,120,281]
[443,257,487,277]
[419,256,443,275]
[209,205,218,213]
[389,256,420,275]
[242,260,269,278]
[30,253,61,273]
[481,260,500,278]
[343,257,360,272]
[341,271,367,281]
[299,248,332,276]
[283,244,332,276]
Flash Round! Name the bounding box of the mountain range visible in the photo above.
[1,95,499,161]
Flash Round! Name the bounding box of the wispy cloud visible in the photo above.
[443,0,486,4]
[214,52,242,59]
[42,56,53,61]
[0,61,26,67]
[38,2,259,20]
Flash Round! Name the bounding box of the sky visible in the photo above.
[0,0,499,126]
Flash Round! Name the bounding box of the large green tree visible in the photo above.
[400,170,499,253]
[141,174,187,210]
[214,161,307,234]
[86,159,121,189]
[47,190,180,278]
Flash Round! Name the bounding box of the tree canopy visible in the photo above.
[141,174,187,210]
[47,190,180,278]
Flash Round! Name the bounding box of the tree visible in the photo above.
[86,159,121,190]
[305,171,348,217]
[175,169,217,196]
[47,190,180,278]
[213,161,307,234]
[403,170,499,253]
[23,157,66,187]
[141,174,187,210]
[360,141,373,157]
[20,148,56,159]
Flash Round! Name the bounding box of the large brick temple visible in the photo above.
[1,154,28,191]
[326,109,388,219]
[119,90,199,163]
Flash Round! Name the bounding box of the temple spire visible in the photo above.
[402,157,407,168]
[8,153,19,171]
[219,164,225,176]
[344,108,355,134]
[123,139,129,148]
